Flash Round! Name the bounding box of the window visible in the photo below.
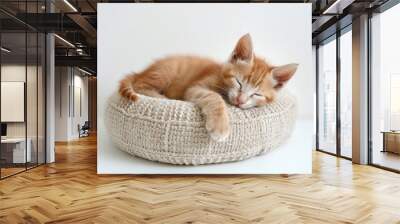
[317,37,337,155]
[370,3,400,171]
[316,26,353,159]
[340,29,352,158]
[390,74,400,130]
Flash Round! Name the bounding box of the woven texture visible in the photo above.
[105,91,297,165]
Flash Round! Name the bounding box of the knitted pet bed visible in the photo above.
[105,91,297,165]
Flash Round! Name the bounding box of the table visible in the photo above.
[381,131,400,154]
[1,138,32,164]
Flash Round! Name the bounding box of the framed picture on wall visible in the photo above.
[97,3,313,174]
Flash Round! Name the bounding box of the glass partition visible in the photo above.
[0,2,46,179]
[0,32,28,177]
[27,31,38,169]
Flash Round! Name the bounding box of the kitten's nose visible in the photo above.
[235,95,246,105]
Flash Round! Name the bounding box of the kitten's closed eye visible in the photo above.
[235,77,242,89]
[251,93,263,97]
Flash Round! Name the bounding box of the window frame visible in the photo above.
[315,24,353,161]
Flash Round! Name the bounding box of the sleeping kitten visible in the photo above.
[119,34,298,141]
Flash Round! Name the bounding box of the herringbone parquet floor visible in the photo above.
[1,135,400,224]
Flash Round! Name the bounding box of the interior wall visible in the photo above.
[55,66,70,141]
[71,73,89,138]
[55,66,89,141]
[1,64,40,139]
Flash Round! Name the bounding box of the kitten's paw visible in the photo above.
[205,114,230,142]
[119,86,139,102]
[209,129,230,142]
[127,94,138,102]
[120,93,138,102]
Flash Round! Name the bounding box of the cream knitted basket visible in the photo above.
[105,91,297,165]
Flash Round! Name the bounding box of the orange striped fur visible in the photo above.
[119,34,298,141]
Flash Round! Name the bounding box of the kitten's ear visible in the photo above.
[271,63,298,89]
[230,33,254,65]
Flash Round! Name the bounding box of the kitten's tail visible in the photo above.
[119,74,139,102]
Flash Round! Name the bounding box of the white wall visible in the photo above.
[55,67,89,141]
[71,73,89,138]
[55,67,70,141]
[1,65,41,138]
[1,65,26,138]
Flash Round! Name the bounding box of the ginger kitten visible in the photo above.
[119,34,298,141]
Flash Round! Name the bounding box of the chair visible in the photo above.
[78,121,90,138]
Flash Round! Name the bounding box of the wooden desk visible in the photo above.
[381,131,400,154]
[1,138,31,164]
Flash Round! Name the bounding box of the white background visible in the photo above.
[98,3,313,174]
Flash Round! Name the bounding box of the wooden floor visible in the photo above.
[1,167,26,178]
[1,135,400,224]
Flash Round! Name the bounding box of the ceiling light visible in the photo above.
[1,47,11,53]
[54,34,75,48]
[63,0,78,12]
[78,67,93,76]
[76,48,85,55]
